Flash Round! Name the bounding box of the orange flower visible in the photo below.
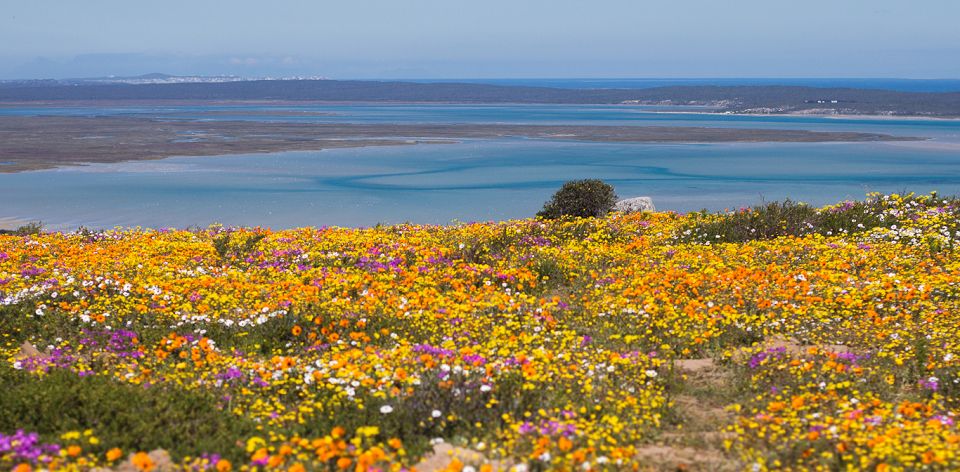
[216,459,232,472]
[445,458,464,472]
[791,396,805,409]
[251,448,269,464]
[291,325,302,336]
[106,447,123,462]
[336,457,352,469]
[132,452,155,472]
[67,445,82,457]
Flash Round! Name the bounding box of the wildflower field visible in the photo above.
[2,193,960,471]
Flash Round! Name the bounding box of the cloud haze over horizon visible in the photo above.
[2,0,959,80]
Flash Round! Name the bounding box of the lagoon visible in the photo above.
[1,104,959,229]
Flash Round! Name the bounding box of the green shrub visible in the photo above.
[0,221,43,236]
[537,179,617,219]
[680,200,818,243]
[676,198,901,244]
[212,231,267,264]
[0,365,258,462]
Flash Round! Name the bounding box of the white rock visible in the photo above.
[614,196,656,212]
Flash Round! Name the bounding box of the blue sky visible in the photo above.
[2,0,958,79]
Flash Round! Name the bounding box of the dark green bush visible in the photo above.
[537,179,617,219]
[0,365,258,462]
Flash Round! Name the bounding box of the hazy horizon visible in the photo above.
[3,0,959,81]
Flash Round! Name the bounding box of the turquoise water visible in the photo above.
[1,104,960,229]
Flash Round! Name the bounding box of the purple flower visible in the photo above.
[19,265,45,277]
[0,430,62,463]
[412,344,455,357]
[519,235,552,247]
[829,201,856,213]
[748,347,786,369]
[919,376,940,391]
[518,422,535,435]
[935,415,954,426]
[252,377,269,387]
[462,354,487,365]
[218,367,244,381]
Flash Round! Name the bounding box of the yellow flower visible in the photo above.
[246,436,266,453]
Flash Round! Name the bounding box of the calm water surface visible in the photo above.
[1,104,959,229]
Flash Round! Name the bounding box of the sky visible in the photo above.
[2,0,959,80]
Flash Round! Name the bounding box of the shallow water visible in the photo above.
[2,104,960,229]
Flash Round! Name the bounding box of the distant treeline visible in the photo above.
[1,80,959,116]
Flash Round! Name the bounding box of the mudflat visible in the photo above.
[0,115,920,172]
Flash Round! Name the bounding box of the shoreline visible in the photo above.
[2,99,959,120]
[2,99,959,121]
[632,109,960,121]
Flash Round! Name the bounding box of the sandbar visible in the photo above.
[0,115,921,173]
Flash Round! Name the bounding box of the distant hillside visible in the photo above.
[0,79,636,103]
[0,73,327,86]
[1,79,959,116]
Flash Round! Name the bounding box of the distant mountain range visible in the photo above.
[1,76,959,117]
